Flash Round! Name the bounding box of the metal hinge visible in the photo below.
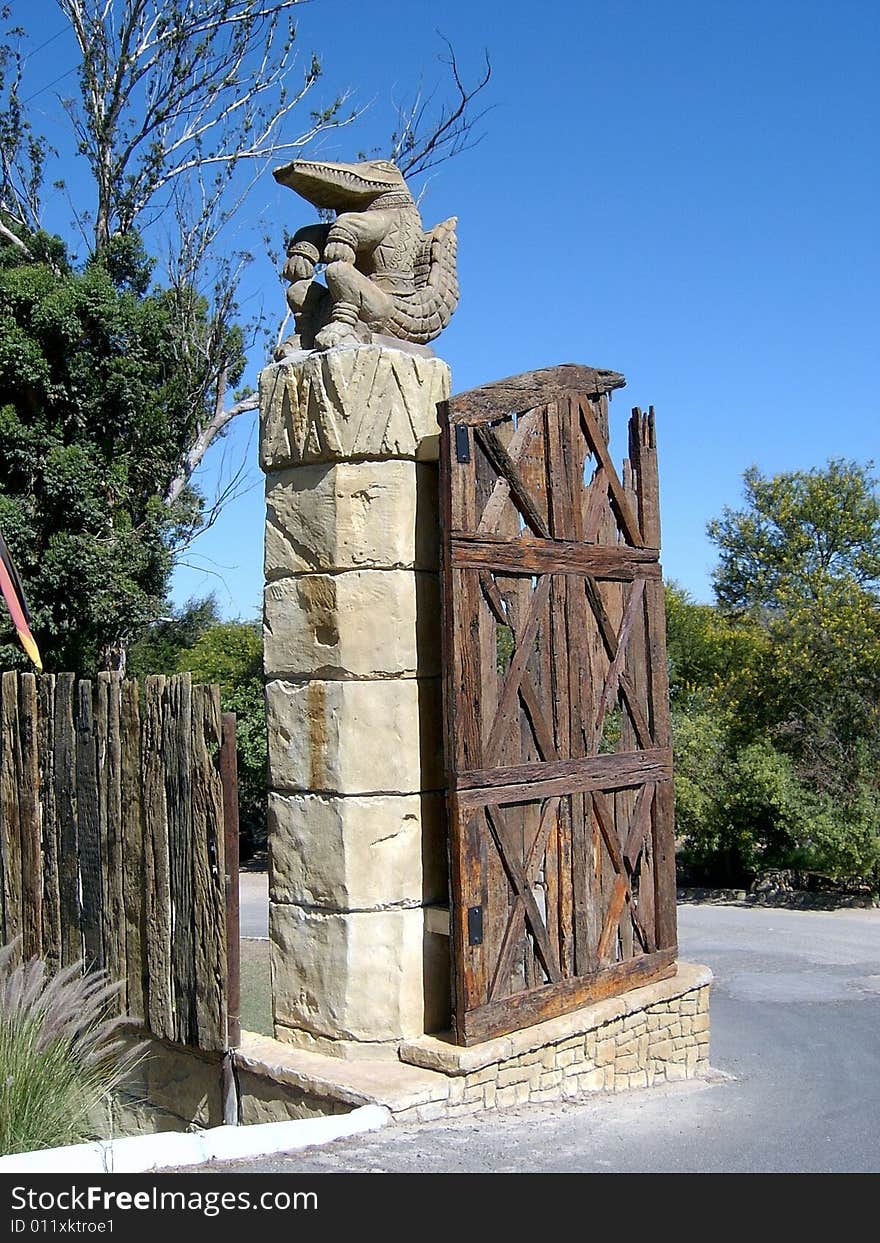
[467,905,483,946]
[455,424,471,464]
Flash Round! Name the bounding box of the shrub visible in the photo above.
[0,942,145,1155]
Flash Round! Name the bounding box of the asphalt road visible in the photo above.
[220,899,880,1173]
[239,871,269,939]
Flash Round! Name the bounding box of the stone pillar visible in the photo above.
[260,344,451,1059]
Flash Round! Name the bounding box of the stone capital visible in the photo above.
[259,345,451,471]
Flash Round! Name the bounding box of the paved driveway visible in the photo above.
[222,902,880,1173]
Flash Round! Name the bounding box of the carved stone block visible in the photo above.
[259,347,450,471]
[268,791,447,911]
[270,902,451,1043]
[266,677,443,795]
[263,570,440,680]
[264,459,439,577]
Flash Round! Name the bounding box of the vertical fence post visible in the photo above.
[220,712,241,1049]
[220,712,241,1125]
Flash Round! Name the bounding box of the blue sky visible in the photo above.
[12,0,880,619]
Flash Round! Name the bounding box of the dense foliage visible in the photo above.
[0,237,243,671]
[670,460,880,889]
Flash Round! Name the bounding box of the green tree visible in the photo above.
[665,581,765,708]
[676,459,880,887]
[0,238,236,671]
[708,459,880,612]
[127,594,221,678]
[176,619,266,853]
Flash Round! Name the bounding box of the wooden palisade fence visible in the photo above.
[0,670,237,1053]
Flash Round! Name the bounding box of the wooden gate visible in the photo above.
[440,365,678,1044]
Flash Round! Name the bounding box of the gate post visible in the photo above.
[260,344,451,1058]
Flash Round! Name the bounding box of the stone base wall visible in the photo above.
[395,975,711,1123]
[234,963,713,1126]
[85,966,712,1136]
[88,1034,355,1138]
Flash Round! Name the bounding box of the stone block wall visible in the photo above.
[233,963,714,1126]
[393,965,712,1123]
[259,345,452,1057]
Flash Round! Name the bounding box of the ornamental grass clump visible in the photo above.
[0,941,146,1156]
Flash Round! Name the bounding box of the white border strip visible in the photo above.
[0,1104,390,1174]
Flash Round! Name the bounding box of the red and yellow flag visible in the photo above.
[0,530,42,671]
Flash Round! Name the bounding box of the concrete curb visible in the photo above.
[0,1104,391,1174]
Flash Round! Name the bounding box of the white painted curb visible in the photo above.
[0,1104,391,1174]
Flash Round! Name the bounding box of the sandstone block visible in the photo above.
[143,1041,222,1129]
[595,1039,615,1066]
[579,1068,606,1092]
[264,570,439,679]
[416,1101,448,1122]
[496,1085,518,1109]
[270,902,450,1043]
[260,347,450,471]
[448,1077,466,1106]
[269,790,446,910]
[267,677,443,794]
[265,460,439,576]
[238,1072,349,1125]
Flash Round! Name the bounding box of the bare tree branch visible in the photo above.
[0,217,32,256]
[391,37,492,179]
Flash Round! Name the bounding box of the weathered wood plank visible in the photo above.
[594,578,646,743]
[98,673,126,1007]
[38,675,60,969]
[218,708,236,1050]
[120,678,146,1021]
[485,805,561,984]
[0,672,23,960]
[54,674,79,967]
[577,397,644,548]
[18,674,41,961]
[166,674,196,1044]
[477,409,541,536]
[633,409,678,954]
[439,411,468,1030]
[451,537,660,579]
[459,950,677,1045]
[193,686,227,1051]
[457,748,672,800]
[76,681,102,970]
[483,574,552,767]
[143,675,173,1040]
[474,426,550,540]
[488,796,561,1001]
[449,367,626,423]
